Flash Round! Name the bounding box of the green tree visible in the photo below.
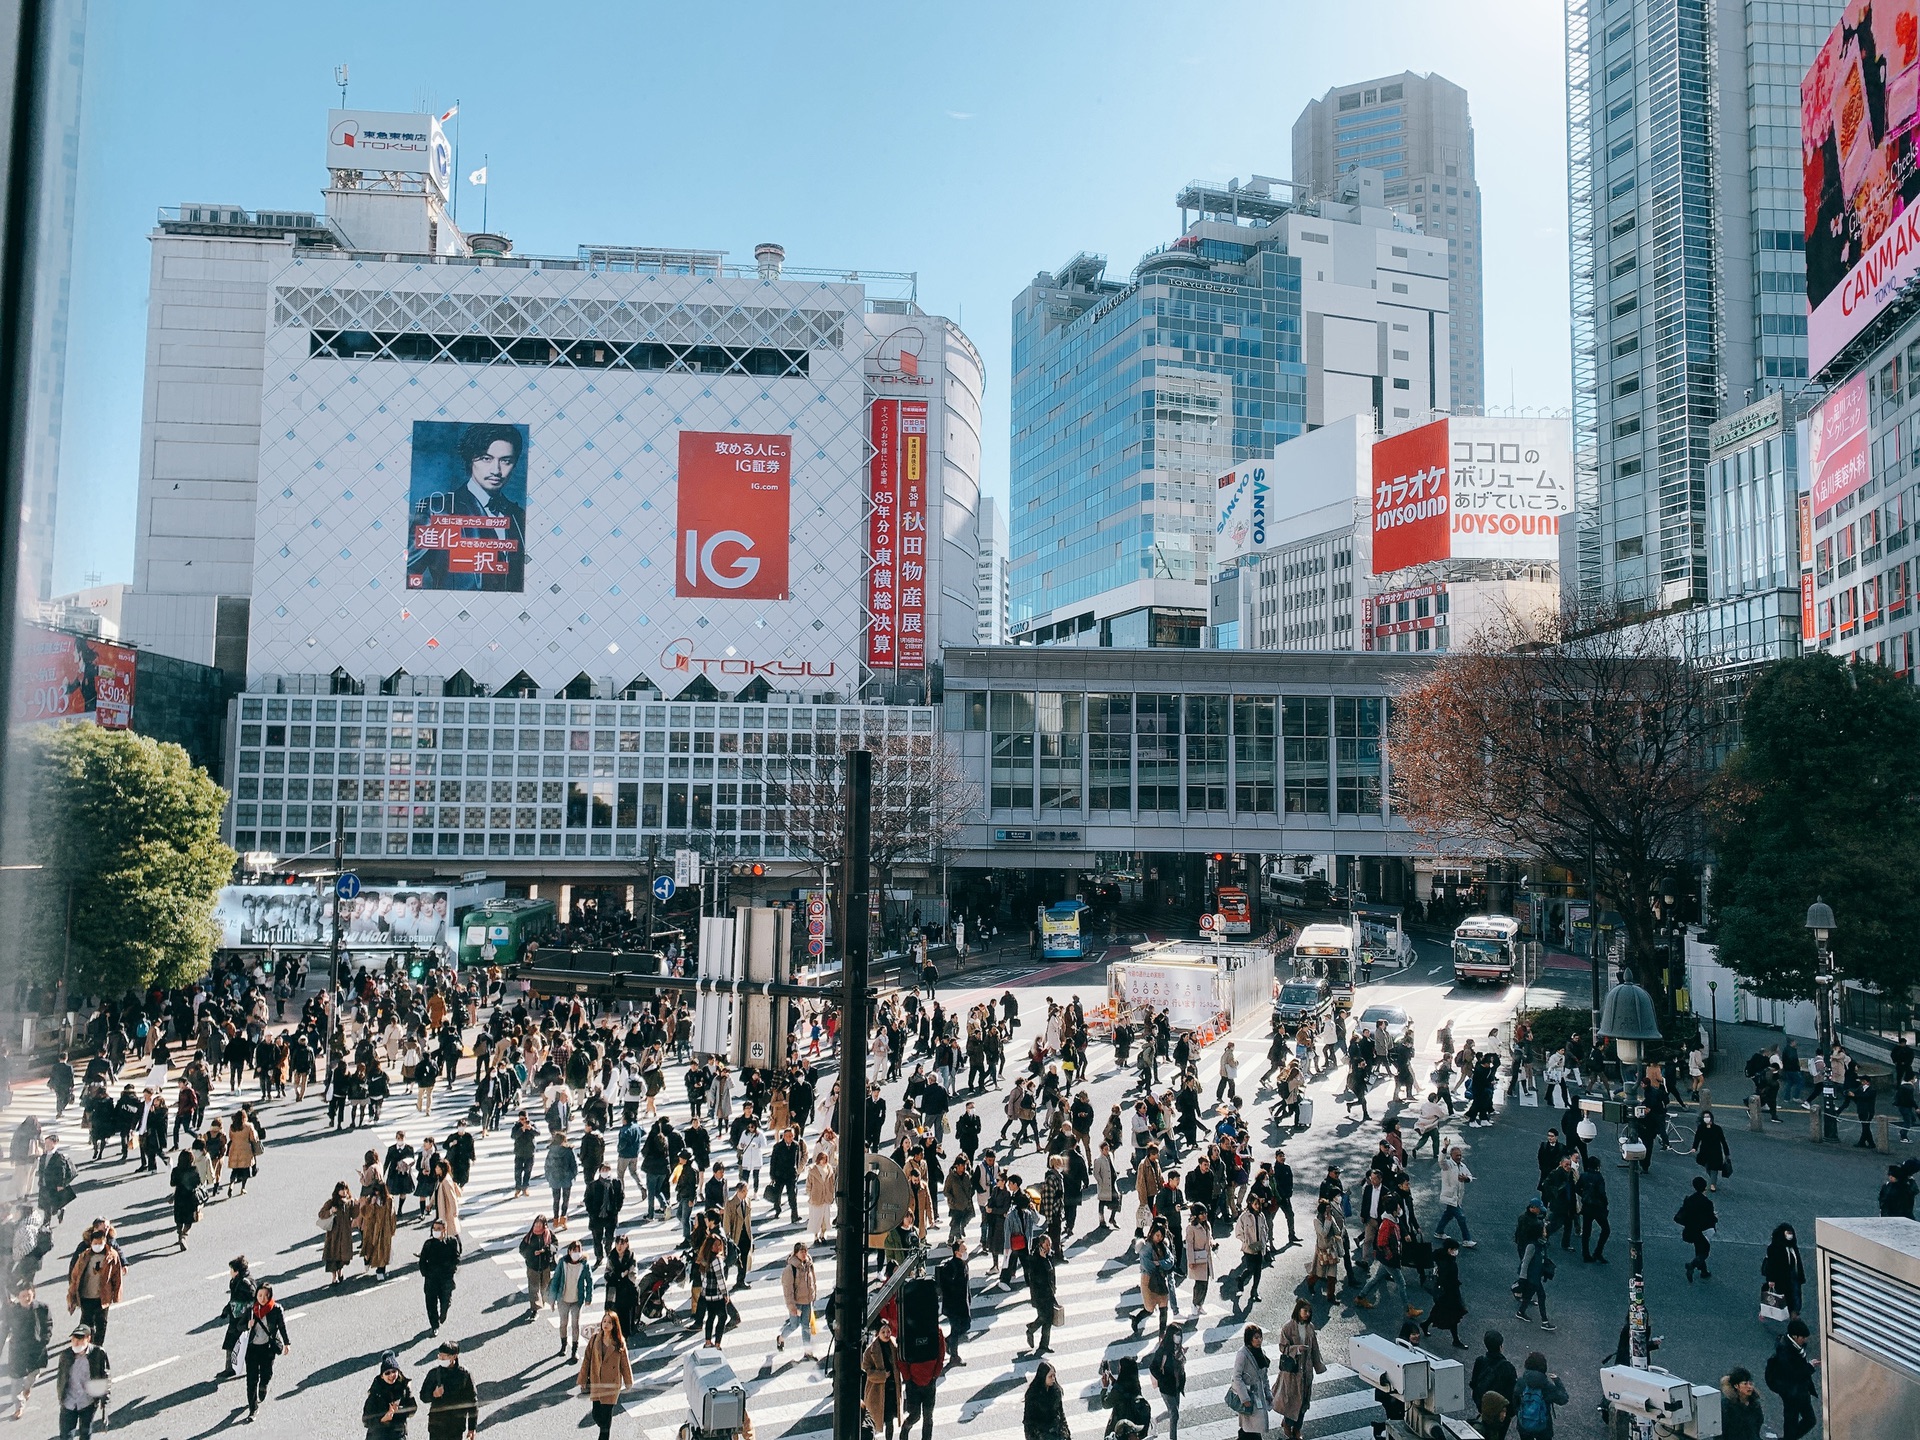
[1709,653,1920,1002]
[9,725,235,1000]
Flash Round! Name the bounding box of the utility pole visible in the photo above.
[329,808,345,1032]
[831,749,872,1440]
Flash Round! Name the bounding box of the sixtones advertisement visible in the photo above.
[213,885,452,951]
[406,421,531,592]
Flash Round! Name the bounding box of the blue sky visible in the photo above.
[53,0,1569,593]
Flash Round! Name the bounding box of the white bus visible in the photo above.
[1452,914,1521,985]
[1293,921,1358,1004]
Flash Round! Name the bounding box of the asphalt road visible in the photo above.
[28,932,1870,1440]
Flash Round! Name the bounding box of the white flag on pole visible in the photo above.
[468,166,488,185]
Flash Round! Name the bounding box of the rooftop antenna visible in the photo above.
[334,64,349,107]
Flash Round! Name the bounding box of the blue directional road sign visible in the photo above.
[652,875,676,903]
[336,872,361,901]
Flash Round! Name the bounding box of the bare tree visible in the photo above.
[1387,601,1712,1009]
[767,732,980,946]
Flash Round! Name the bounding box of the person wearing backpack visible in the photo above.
[1765,1318,1819,1440]
[1512,1351,1567,1440]
[1149,1326,1186,1440]
[1469,1330,1518,1440]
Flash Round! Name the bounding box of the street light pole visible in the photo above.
[1806,900,1836,1061]
[1600,974,1663,1373]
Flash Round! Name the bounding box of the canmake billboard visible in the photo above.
[1803,2,1920,374]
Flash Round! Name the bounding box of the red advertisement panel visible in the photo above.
[675,432,790,600]
[867,400,899,668]
[1371,418,1452,574]
[1802,571,1818,640]
[1808,375,1870,512]
[897,401,929,669]
[10,624,136,728]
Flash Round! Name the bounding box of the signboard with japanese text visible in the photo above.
[676,431,791,600]
[1808,374,1871,512]
[1802,1,1920,374]
[1802,571,1818,640]
[9,625,136,728]
[1122,963,1220,1030]
[1369,582,1444,647]
[1214,460,1271,570]
[867,399,930,669]
[1447,417,1571,560]
[1371,418,1451,573]
[327,110,452,196]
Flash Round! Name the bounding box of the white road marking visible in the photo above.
[118,1355,179,1381]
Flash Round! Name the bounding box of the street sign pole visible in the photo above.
[831,749,872,1440]
[328,810,346,1043]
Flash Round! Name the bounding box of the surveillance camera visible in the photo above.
[1350,1334,1432,1405]
[1600,1365,1690,1421]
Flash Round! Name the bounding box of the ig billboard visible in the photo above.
[1807,373,1871,512]
[1803,1,1920,374]
[1371,419,1452,573]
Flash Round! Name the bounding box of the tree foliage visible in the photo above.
[6,725,235,999]
[1709,653,1920,1001]
[1387,604,1712,1007]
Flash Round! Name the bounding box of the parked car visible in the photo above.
[1273,976,1334,1029]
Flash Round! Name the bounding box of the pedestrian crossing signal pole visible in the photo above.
[832,749,873,1440]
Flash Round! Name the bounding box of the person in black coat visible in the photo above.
[1767,1319,1819,1440]
[1675,1176,1719,1282]
[419,1222,463,1335]
[1023,1235,1058,1355]
[1420,1238,1469,1347]
[1690,1111,1731,1191]
[1023,1360,1068,1440]
[936,1240,972,1366]
[1577,1156,1611,1264]
[363,1353,417,1440]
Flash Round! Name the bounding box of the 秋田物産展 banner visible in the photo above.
[9,625,135,728]
[406,421,530,592]
[1803,0,1920,374]
[867,399,929,669]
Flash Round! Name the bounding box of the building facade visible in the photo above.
[1568,0,1836,613]
[1293,70,1485,409]
[1008,170,1449,648]
[975,496,1009,646]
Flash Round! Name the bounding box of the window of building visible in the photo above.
[1615,416,1642,438]
[1335,698,1383,815]
[1088,693,1132,812]
[1617,536,1645,559]
[1135,695,1180,811]
[1282,697,1329,815]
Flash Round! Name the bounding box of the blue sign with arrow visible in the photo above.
[336,872,361,900]
[652,875,676,903]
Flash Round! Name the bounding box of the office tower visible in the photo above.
[975,496,1009,645]
[1294,71,1484,410]
[1567,0,1836,612]
[1009,170,1449,647]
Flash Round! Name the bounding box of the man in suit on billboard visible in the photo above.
[408,422,528,592]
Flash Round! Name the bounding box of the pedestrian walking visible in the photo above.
[1766,1318,1820,1440]
[169,1149,202,1248]
[1273,1299,1327,1440]
[1183,1205,1214,1317]
[363,1352,416,1440]
[1436,1145,1476,1246]
[1021,1359,1068,1440]
[319,1181,356,1287]
[1470,1331,1518,1440]
[1149,1326,1186,1440]
[1229,1323,1274,1435]
[863,1318,903,1440]
[549,1238,593,1361]
[1720,1366,1765,1440]
[241,1281,290,1420]
[936,1239,971,1366]
[419,1339,477,1440]
[2,1285,50,1420]
[419,1219,462,1335]
[1512,1227,1555,1332]
[518,1215,556,1318]
[1422,1237,1470,1346]
[1023,1233,1058,1354]
[359,1179,397,1281]
[64,1223,125,1347]
[577,1313,631,1440]
[775,1241,818,1357]
[1577,1157,1611,1263]
[1690,1110,1732,1192]
[1676,1176,1718,1282]
[545,1131,579,1225]
[1761,1223,1806,1318]
[54,1325,109,1440]
[1229,1193,1273,1313]
[1307,1196,1346,1300]
[1512,1351,1568,1440]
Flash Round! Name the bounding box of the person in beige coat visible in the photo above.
[577,1312,632,1440]
[776,1241,818,1357]
[225,1118,260,1197]
[359,1180,397,1280]
[862,1319,902,1438]
[319,1181,356,1286]
[433,1169,463,1239]
[806,1153,837,1241]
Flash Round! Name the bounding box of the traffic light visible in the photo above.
[729,863,766,877]
[407,953,426,981]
